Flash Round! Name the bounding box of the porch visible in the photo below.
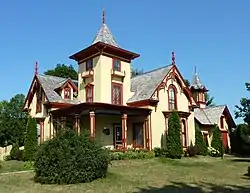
[51,102,152,150]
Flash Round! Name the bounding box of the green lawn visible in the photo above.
[0,160,30,173]
[0,156,250,193]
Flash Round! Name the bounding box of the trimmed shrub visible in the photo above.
[10,143,19,160]
[195,123,208,156]
[153,147,169,157]
[187,142,197,157]
[110,149,155,160]
[24,117,38,161]
[166,111,182,159]
[211,125,223,156]
[34,130,110,184]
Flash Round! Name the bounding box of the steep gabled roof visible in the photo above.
[92,23,119,47]
[194,105,236,127]
[36,74,79,104]
[128,65,172,103]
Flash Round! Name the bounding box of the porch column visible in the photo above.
[61,116,66,129]
[89,111,95,140]
[122,113,128,150]
[145,114,152,151]
[39,121,44,143]
[74,114,80,134]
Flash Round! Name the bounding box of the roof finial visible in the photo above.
[35,61,38,75]
[194,66,197,73]
[102,9,106,24]
[172,52,175,65]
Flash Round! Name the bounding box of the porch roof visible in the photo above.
[51,102,151,117]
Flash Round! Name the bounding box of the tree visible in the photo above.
[166,111,182,159]
[24,117,38,161]
[131,68,144,78]
[195,123,208,155]
[205,93,215,107]
[44,64,78,80]
[230,124,250,155]
[235,83,250,125]
[0,94,28,147]
[211,125,223,155]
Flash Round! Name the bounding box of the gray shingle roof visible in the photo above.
[191,72,205,90]
[36,74,79,104]
[194,105,226,125]
[128,65,172,103]
[92,23,119,47]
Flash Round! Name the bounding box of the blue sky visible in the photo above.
[0,1,249,123]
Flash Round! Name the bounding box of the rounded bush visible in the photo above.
[34,130,110,184]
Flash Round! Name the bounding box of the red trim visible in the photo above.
[112,58,121,71]
[168,84,178,110]
[44,102,74,108]
[127,99,159,107]
[69,41,140,63]
[85,84,94,102]
[111,82,123,105]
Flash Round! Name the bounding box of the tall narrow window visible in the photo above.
[133,123,143,148]
[181,119,187,147]
[64,87,71,100]
[86,59,93,71]
[203,133,209,146]
[220,116,224,128]
[86,84,94,102]
[112,83,122,105]
[113,58,121,71]
[36,87,42,113]
[168,85,177,110]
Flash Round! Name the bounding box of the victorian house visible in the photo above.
[23,11,235,151]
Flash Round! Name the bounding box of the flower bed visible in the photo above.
[109,149,155,160]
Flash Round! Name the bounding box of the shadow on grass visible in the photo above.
[136,182,250,193]
[156,157,211,167]
[230,158,250,163]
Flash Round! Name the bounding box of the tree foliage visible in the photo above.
[34,130,110,184]
[24,117,38,161]
[44,64,78,80]
[211,125,223,155]
[166,111,182,159]
[131,68,144,78]
[231,124,250,155]
[235,82,250,125]
[195,123,208,155]
[0,94,28,147]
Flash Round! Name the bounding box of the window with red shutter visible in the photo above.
[112,83,122,105]
[86,84,94,102]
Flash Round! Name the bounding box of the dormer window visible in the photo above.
[113,58,121,71]
[64,87,71,100]
[168,85,177,110]
[86,59,93,71]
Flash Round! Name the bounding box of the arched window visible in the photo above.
[168,85,177,110]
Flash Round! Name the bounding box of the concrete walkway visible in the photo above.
[0,170,33,175]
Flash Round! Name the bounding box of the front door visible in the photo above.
[114,125,122,149]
